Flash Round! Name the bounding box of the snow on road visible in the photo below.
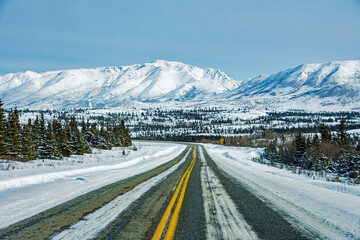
[200,147,258,240]
[51,148,190,240]
[203,144,360,240]
[0,141,186,229]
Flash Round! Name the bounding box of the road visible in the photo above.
[0,144,320,240]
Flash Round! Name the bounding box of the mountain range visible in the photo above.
[225,60,360,111]
[0,59,359,111]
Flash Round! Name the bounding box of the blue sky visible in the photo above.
[0,0,359,80]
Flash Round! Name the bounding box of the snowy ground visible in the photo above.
[202,144,360,240]
[0,141,186,229]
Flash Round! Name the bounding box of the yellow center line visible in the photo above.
[164,147,196,240]
[152,145,197,240]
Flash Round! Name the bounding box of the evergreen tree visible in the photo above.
[113,122,121,146]
[277,145,285,167]
[38,112,51,159]
[31,116,40,159]
[60,125,72,157]
[81,117,87,134]
[310,134,321,170]
[337,119,352,151]
[293,132,307,165]
[0,99,7,155]
[319,124,331,142]
[8,109,21,156]
[20,124,34,159]
[120,120,127,146]
[46,122,61,158]
[52,119,63,156]
[264,139,278,162]
[0,99,132,161]
[66,120,78,154]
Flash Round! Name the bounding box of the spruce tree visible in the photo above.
[335,120,354,176]
[46,122,61,158]
[66,120,78,154]
[0,99,7,155]
[0,99,132,160]
[81,117,87,134]
[310,134,321,170]
[60,125,72,157]
[319,124,331,142]
[120,120,126,147]
[264,139,278,162]
[38,112,50,159]
[20,124,34,159]
[31,116,40,159]
[8,109,21,156]
[124,127,132,147]
[293,132,307,165]
[52,119,63,156]
[337,119,352,151]
[113,122,122,146]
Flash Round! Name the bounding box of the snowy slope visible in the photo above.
[1,60,360,111]
[226,60,360,111]
[0,60,239,109]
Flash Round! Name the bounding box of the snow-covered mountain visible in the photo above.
[1,60,360,111]
[0,60,239,109]
[225,60,360,111]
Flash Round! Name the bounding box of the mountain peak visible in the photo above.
[228,60,360,111]
[0,60,239,109]
[1,60,359,111]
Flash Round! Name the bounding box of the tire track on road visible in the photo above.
[200,146,258,240]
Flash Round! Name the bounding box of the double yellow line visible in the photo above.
[152,145,197,240]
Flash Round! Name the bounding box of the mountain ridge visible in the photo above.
[1,60,360,111]
[225,60,360,110]
[0,60,239,109]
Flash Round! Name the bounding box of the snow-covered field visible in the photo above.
[0,141,186,229]
[203,144,360,240]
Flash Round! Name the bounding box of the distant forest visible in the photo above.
[0,99,132,161]
[2,101,360,183]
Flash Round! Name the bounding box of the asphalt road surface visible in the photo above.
[0,144,320,240]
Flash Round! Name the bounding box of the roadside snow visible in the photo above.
[0,141,186,229]
[203,144,360,240]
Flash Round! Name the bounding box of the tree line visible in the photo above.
[0,99,132,161]
[264,120,360,182]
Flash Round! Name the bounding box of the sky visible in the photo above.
[0,0,359,80]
